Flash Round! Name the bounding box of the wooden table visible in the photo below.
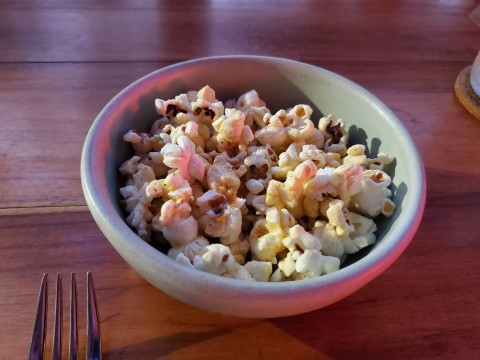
[1,1,479,358]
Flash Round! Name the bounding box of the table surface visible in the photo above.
[1,1,480,359]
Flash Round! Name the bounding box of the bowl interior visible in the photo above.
[81,56,425,317]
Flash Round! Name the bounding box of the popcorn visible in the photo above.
[294,250,340,279]
[277,246,340,280]
[193,244,254,281]
[150,117,170,136]
[271,143,302,180]
[119,185,140,213]
[143,170,198,247]
[305,128,325,149]
[266,160,317,218]
[243,261,273,282]
[163,121,203,148]
[320,198,354,237]
[145,151,170,178]
[299,144,327,169]
[161,135,206,183]
[303,164,363,211]
[249,219,284,263]
[311,211,377,258]
[350,212,377,239]
[168,236,210,263]
[246,179,264,195]
[119,155,142,176]
[212,108,254,152]
[249,207,295,263]
[119,86,396,282]
[244,146,274,194]
[367,153,394,170]
[302,167,336,217]
[246,193,268,215]
[282,224,322,252]
[350,169,396,217]
[255,111,288,148]
[155,93,191,117]
[126,183,153,240]
[311,221,346,258]
[330,164,364,205]
[123,130,154,154]
[325,152,342,168]
[245,106,271,130]
[285,104,315,142]
[272,143,326,180]
[227,236,251,264]
[152,199,198,247]
[265,207,296,236]
[207,156,241,202]
[343,144,369,167]
[343,144,394,171]
[118,162,160,241]
[344,212,377,254]
[193,243,234,275]
[156,170,193,203]
[196,190,244,245]
[236,89,266,111]
[190,85,225,123]
[277,250,300,277]
[318,114,348,155]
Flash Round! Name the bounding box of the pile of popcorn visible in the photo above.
[119,86,395,282]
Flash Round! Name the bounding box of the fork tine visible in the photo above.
[86,272,102,360]
[68,273,78,360]
[29,274,48,360]
[52,273,62,360]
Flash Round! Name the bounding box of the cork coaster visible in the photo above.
[454,65,480,120]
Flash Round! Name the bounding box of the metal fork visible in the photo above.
[28,272,102,360]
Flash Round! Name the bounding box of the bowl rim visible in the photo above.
[81,55,426,294]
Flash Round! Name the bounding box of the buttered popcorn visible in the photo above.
[119,86,396,282]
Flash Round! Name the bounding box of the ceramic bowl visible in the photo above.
[81,55,426,318]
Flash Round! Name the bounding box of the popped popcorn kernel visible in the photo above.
[196,190,244,245]
[255,112,288,148]
[294,250,340,279]
[207,156,241,203]
[152,200,197,246]
[249,217,287,263]
[266,160,317,218]
[319,114,348,155]
[285,104,315,142]
[282,224,322,252]
[155,93,191,117]
[193,244,254,281]
[320,198,354,237]
[243,261,273,282]
[161,135,206,183]
[236,90,266,111]
[350,169,395,217]
[168,236,210,263]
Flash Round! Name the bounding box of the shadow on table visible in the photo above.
[268,301,376,359]
[103,327,230,359]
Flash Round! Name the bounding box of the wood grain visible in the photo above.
[1,0,479,358]
[0,0,478,63]
[0,211,478,359]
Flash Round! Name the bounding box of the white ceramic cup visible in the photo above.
[471,51,480,97]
